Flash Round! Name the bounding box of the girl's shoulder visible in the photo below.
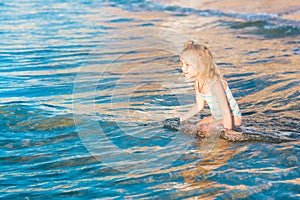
[209,79,229,90]
[206,79,230,95]
[220,79,229,90]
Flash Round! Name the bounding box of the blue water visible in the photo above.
[1,0,299,199]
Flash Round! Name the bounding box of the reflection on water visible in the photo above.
[1,0,299,199]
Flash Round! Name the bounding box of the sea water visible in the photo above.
[1,0,299,199]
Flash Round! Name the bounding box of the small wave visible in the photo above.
[227,20,300,38]
[108,0,300,29]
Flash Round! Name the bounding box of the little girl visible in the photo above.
[179,40,242,137]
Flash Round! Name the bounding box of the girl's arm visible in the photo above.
[211,80,233,129]
[180,89,205,122]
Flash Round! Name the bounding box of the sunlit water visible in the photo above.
[1,0,299,199]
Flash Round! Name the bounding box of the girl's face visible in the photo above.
[180,53,199,79]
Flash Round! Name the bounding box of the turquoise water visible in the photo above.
[1,0,299,199]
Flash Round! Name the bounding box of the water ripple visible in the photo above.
[1,0,299,199]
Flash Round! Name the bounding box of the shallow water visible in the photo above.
[1,0,299,199]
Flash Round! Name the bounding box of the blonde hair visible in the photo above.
[181,40,222,81]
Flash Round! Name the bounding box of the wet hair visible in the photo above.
[181,40,222,81]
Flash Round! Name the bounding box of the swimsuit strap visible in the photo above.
[195,79,216,95]
[195,79,204,94]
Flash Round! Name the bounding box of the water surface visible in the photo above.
[1,0,299,199]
